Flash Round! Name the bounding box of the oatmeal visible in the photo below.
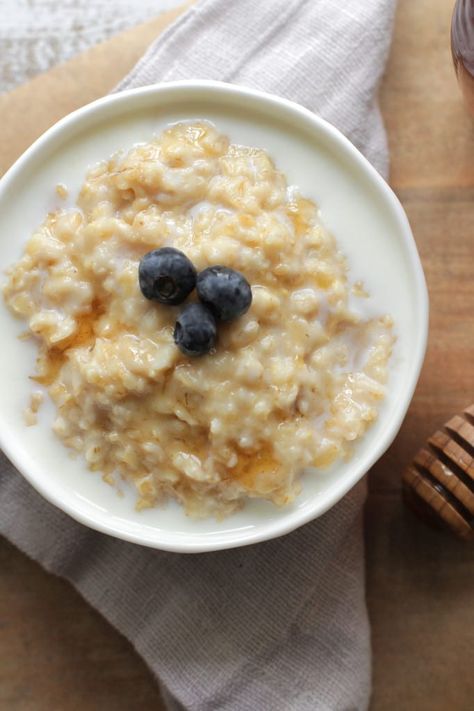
[23,391,44,427]
[3,121,393,518]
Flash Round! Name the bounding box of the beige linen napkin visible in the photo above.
[0,1,396,709]
[0,0,179,93]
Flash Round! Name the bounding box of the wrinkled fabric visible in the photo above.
[1,1,396,709]
[0,0,180,94]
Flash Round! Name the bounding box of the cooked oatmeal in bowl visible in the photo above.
[3,119,394,519]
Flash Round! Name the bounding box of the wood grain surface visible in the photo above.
[1,1,473,709]
[367,2,474,709]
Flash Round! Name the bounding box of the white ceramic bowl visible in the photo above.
[0,81,428,552]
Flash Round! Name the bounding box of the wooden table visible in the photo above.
[1,1,473,709]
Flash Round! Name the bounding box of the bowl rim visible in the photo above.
[0,80,429,552]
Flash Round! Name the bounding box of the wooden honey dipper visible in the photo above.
[403,404,474,541]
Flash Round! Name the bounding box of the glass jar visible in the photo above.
[451,0,474,115]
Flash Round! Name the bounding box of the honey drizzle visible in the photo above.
[32,299,104,386]
[228,444,280,490]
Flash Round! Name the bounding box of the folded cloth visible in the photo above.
[0,0,178,93]
[0,1,396,709]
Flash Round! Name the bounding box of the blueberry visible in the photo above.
[138,247,197,305]
[196,266,252,321]
[174,303,217,356]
